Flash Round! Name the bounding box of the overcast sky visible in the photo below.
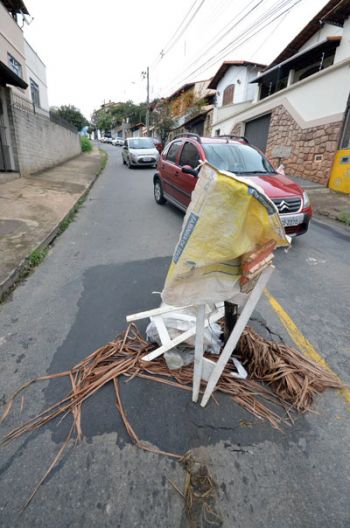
[24,0,328,119]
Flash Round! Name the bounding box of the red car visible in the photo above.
[153,134,312,236]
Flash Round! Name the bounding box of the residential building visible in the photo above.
[101,100,122,111]
[166,80,216,138]
[24,39,49,111]
[0,0,29,96]
[227,0,350,187]
[208,61,266,136]
[130,122,145,137]
[0,0,80,177]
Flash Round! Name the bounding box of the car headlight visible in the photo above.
[303,191,310,208]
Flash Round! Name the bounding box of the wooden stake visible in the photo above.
[224,302,238,344]
[192,305,206,403]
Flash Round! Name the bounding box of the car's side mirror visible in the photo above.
[182,165,198,176]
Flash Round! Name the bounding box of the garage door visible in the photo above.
[244,114,271,152]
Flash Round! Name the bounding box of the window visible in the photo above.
[222,84,235,106]
[202,143,275,174]
[215,129,220,136]
[128,137,154,149]
[166,141,181,163]
[8,53,22,78]
[30,78,40,107]
[179,142,200,168]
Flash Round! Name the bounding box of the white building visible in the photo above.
[209,61,266,136]
[0,0,80,178]
[24,39,49,111]
[225,0,350,186]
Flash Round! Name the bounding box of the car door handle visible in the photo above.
[175,171,179,176]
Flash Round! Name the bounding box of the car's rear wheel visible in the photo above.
[154,178,166,205]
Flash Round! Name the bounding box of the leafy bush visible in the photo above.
[338,210,350,225]
[80,135,92,152]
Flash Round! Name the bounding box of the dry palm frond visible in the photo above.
[0,323,343,509]
[180,452,223,527]
[1,324,285,447]
[236,326,343,411]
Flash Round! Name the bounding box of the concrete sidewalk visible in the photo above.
[307,187,350,222]
[0,148,103,299]
[289,174,350,224]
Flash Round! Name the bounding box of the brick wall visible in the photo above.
[265,105,342,185]
[9,99,80,176]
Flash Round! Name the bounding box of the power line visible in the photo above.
[164,0,300,95]
[150,0,198,69]
[170,0,264,81]
[150,0,206,70]
[162,0,288,93]
[209,5,293,106]
[163,0,206,58]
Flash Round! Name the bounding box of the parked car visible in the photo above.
[112,137,124,146]
[122,137,160,168]
[153,138,163,154]
[153,134,312,237]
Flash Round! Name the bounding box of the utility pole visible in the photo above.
[146,66,150,136]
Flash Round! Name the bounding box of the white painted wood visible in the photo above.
[192,305,206,403]
[232,357,248,379]
[201,358,217,382]
[201,357,246,381]
[126,304,189,322]
[142,307,225,362]
[200,266,274,407]
[151,316,171,345]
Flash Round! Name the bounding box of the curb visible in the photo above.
[0,149,106,301]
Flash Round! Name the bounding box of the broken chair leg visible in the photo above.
[192,304,206,403]
[200,266,274,408]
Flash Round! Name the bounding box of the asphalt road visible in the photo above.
[1,143,350,527]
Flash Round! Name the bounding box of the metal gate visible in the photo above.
[0,99,11,171]
[244,113,271,153]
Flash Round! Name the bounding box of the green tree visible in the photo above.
[91,101,148,133]
[151,99,176,143]
[50,105,89,131]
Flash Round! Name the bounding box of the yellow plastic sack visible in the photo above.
[162,162,289,306]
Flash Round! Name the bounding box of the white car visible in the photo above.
[112,137,124,146]
[122,137,160,168]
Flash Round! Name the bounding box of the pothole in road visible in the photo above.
[44,256,311,454]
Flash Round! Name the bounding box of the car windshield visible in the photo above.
[202,143,275,174]
[128,138,155,149]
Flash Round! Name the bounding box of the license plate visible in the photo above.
[280,213,304,227]
[143,157,152,162]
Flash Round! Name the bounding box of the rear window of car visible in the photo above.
[128,138,155,149]
[179,142,201,168]
[202,143,275,174]
[166,141,182,163]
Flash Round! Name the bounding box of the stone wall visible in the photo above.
[9,95,80,176]
[231,123,242,136]
[265,105,342,185]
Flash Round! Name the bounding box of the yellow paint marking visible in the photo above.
[264,289,350,407]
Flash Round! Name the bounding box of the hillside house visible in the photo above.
[227,0,350,187]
